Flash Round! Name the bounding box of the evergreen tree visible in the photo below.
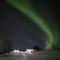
[33,46,40,51]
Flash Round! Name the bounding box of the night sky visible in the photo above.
[0,0,60,50]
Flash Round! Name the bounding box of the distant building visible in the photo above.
[0,32,13,54]
[1,39,13,54]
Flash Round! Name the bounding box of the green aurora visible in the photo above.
[6,0,58,50]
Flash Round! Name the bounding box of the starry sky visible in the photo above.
[0,0,60,50]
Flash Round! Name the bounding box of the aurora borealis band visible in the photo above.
[6,0,58,50]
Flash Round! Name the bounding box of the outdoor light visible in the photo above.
[11,50,20,53]
[10,49,35,55]
[26,49,34,53]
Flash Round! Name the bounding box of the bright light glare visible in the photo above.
[26,49,34,53]
[10,49,34,55]
[12,50,20,53]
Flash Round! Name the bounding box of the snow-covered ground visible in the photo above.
[0,51,60,60]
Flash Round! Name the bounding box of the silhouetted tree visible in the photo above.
[33,46,40,51]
